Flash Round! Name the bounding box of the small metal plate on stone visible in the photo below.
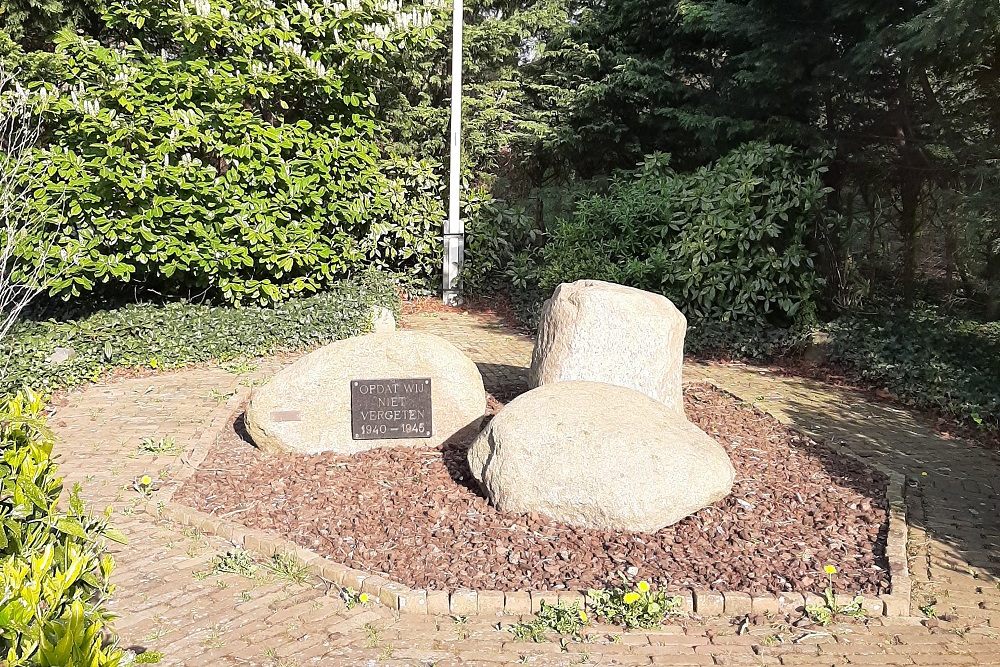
[351,378,432,440]
[271,410,302,422]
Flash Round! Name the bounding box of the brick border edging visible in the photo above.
[147,383,913,619]
[696,379,912,618]
[155,386,252,505]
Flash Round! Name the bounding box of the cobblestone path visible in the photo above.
[47,308,999,666]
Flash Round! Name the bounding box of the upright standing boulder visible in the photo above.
[468,381,735,532]
[530,280,687,413]
[369,306,397,333]
[246,331,486,455]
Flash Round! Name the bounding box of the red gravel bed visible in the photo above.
[175,384,889,595]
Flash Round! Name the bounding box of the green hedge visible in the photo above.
[823,305,1000,431]
[5,0,444,305]
[684,303,1000,432]
[0,391,125,665]
[0,273,399,397]
[465,143,830,325]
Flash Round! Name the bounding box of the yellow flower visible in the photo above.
[623,592,641,605]
[823,564,837,575]
[140,475,152,486]
[637,581,650,593]
[579,610,588,623]
[359,593,370,603]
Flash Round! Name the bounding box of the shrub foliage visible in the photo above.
[9,0,443,305]
[467,143,829,324]
[0,391,125,665]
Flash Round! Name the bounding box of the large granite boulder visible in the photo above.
[468,381,735,532]
[246,331,486,455]
[530,280,687,413]
[369,306,397,333]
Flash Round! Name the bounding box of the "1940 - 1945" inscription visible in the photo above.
[350,378,432,440]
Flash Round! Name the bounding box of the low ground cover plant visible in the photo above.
[687,301,1000,433]
[0,273,398,397]
[341,588,372,610]
[804,565,866,626]
[508,581,684,644]
[821,304,1000,432]
[586,580,684,630]
[509,601,589,643]
[0,391,126,665]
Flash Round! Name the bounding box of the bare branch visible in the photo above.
[0,65,68,348]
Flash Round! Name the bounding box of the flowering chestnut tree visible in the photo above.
[15,0,445,305]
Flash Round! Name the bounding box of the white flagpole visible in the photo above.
[442,0,464,305]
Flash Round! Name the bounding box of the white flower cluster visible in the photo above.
[112,65,141,83]
[278,40,329,77]
[295,0,314,16]
[392,7,433,28]
[3,82,30,105]
[178,0,213,17]
[280,0,438,39]
[310,60,328,77]
[68,87,101,116]
[385,0,444,11]
[361,2,434,39]
[161,128,194,167]
[280,40,306,57]
[248,61,277,75]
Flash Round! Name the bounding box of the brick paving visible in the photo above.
[47,309,1000,665]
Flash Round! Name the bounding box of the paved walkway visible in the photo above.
[48,309,1000,666]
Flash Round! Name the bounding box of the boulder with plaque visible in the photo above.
[245,330,486,455]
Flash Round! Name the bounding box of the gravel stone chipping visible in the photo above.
[175,383,890,595]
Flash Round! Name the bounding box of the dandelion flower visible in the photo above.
[823,564,837,575]
[623,592,641,604]
[359,592,370,603]
[579,610,588,623]
[637,581,650,593]
[140,475,152,486]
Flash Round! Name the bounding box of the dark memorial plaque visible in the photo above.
[350,378,432,440]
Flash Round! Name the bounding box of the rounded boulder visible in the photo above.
[246,331,486,455]
[530,280,687,413]
[468,381,735,532]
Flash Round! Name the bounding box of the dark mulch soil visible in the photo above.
[175,383,890,595]
[401,294,532,335]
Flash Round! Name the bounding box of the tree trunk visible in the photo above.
[943,216,958,295]
[892,65,929,303]
[986,249,1000,320]
[899,170,921,301]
